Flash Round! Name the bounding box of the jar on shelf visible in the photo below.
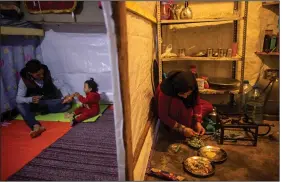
[263,30,273,53]
[161,2,171,20]
[201,76,209,89]
[276,32,279,52]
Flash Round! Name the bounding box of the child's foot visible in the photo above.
[65,113,74,119]
[70,119,78,127]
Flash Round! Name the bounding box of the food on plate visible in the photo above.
[184,157,213,176]
[198,146,227,162]
[205,151,216,159]
[186,136,205,149]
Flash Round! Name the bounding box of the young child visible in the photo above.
[67,78,100,127]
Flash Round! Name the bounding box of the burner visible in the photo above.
[217,113,259,146]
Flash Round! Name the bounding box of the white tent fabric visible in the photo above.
[102,2,126,180]
[40,30,113,103]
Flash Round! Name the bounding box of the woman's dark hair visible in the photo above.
[167,71,198,94]
[85,78,98,92]
[161,70,199,107]
[25,59,42,73]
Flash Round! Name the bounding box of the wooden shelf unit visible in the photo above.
[0,26,44,36]
[160,16,243,24]
[162,56,242,62]
[262,1,280,6]
[157,1,249,99]
[255,51,279,56]
[200,88,239,95]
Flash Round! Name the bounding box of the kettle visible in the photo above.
[180,1,192,19]
[209,107,217,123]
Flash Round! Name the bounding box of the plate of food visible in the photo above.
[198,146,227,163]
[183,156,215,177]
[186,136,205,149]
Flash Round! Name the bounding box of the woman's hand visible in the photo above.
[183,127,197,137]
[195,122,205,135]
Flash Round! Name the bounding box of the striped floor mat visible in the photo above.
[8,110,118,181]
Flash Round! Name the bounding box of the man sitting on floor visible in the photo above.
[16,59,73,138]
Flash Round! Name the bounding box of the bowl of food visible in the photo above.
[198,146,227,163]
[183,156,215,177]
[186,136,205,149]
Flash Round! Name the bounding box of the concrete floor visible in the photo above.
[145,121,279,181]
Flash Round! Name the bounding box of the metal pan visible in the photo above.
[183,156,215,178]
[198,146,227,163]
[208,77,240,86]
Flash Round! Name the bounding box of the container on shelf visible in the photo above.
[201,76,209,89]
[263,30,273,53]
[246,85,265,124]
[161,2,171,20]
[270,35,277,51]
[218,48,224,57]
[232,43,238,57]
[276,32,279,52]
[178,48,186,57]
[207,48,213,57]
[227,48,232,57]
[196,78,205,90]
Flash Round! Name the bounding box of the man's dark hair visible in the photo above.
[25,59,42,73]
[85,78,98,92]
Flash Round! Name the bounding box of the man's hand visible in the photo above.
[183,127,197,138]
[32,96,42,104]
[62,95,73,104]
[195,122,205,136]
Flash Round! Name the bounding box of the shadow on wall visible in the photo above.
[100,92,112,104]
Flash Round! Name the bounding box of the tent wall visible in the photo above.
[238,2,279,84]
[125,2,157,180]
[40,30,113,103]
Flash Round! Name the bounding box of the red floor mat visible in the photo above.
[0,120,71,180]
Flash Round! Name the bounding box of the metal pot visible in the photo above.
[180,1,192,19]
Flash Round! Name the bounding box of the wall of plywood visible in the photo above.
[125,1,157,180]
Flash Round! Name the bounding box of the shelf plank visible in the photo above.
[160,16,243,24]
[0,26,44,36]
[200,88,239,95]
[262,1,279,6]
[162,56,242,62]
[255,51,279,56]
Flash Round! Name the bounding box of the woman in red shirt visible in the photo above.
[155,71,213,137]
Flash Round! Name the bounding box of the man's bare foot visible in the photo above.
[29,124,46,138]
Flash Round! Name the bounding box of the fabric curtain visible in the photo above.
[0,35,42,114]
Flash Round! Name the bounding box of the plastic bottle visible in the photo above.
[246,85,265,124]
[263,30,273,53]
[241,80,252,112]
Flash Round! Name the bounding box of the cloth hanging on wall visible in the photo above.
[24,1,77,14]
[0,1,22,19]
[0,35,42,114]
